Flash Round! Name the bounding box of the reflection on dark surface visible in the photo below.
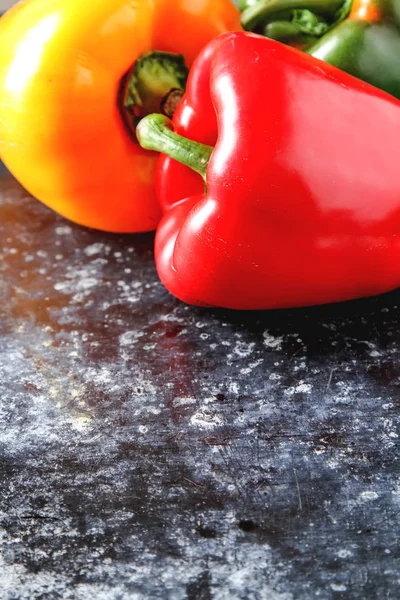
[0,171,398,598]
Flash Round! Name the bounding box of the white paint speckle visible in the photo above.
[173,397,197,408]
[359,491,379,502]
[228,381,239,395]
[284,383,312,396]
[119,331,143,346]
[234,342,255,358]
[69,415,92,431]
[337,549,353,559]
[55,225,73,235]
[263,331,284,350]
[240,359,264,375]
[190,410,223,428]
[84,243,105,257]
[363,341,382,358]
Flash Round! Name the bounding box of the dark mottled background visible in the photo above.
[0,167,399,599]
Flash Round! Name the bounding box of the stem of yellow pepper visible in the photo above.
[121,51,189,135]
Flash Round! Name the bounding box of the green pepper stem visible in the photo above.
[241,0,344,30]
[136,114,213,182]
[264,20,319,46]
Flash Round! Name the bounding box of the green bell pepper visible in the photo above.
[241,0,400,100]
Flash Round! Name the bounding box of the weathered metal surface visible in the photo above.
[0,171,399,599]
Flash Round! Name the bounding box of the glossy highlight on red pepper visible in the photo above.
[139,32,400,310]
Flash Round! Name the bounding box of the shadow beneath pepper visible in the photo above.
[191,287,400,356]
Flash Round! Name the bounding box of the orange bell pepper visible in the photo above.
[0,0,241,232]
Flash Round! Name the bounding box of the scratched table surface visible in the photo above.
[0,163,399,600]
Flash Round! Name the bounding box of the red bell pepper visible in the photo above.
[137,32,400,310]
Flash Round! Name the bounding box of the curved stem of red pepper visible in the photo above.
[136,114,213,183]
[241,0,345,30]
